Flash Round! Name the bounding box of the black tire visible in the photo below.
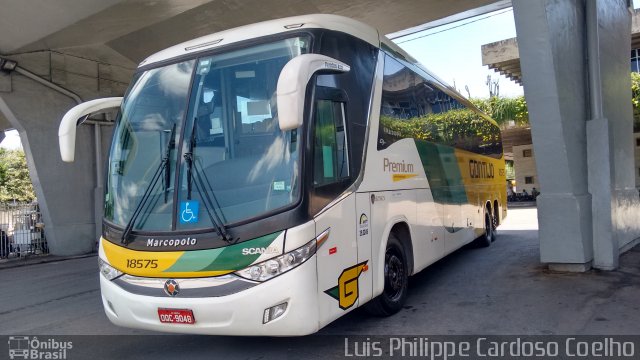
[474,208,493,247]
[366,233,408,316]
[492,205,499,241]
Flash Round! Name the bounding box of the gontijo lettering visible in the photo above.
[469,159,494,179]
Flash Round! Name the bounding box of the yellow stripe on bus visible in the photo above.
[392,173,418,182]
[452,148,507,211]
[101,239,233,278]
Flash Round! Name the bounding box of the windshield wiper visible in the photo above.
[184,123,232,243]
[121,124,176,245]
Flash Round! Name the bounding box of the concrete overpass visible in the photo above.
[0,0,638,272]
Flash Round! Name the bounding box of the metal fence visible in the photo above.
[0,202,47,259]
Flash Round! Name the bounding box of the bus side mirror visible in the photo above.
[58,97,123,162]
[276,54,350,131]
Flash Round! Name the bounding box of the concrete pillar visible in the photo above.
[513,0,640,271]
[589,1,640,266]
[0,52,129,256]
[0,80,97,255]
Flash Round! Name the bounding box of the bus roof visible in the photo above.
[139,14,381,67]
[137,14,497,127]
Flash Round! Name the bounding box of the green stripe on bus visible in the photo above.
[163,248,224,273]
[166,231,283,273]
[415,140,469,205]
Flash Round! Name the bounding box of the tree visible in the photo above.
[631,72,640,132]
[471,72,640,130]
[0,149,36,203]
[471,96,529,127]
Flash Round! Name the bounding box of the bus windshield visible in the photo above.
[105,37,310,232]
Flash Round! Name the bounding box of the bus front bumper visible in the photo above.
[100,255,319,336]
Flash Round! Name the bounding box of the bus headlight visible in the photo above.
[99,258,123,280]
[235,238,317,282]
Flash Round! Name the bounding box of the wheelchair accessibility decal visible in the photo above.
[180,200,200,224]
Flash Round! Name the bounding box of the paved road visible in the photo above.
[1,207,639,359]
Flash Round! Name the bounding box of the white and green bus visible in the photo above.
[59,14,506,336]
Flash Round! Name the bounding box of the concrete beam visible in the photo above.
[482,39,522,84]
[387,0,512,39]
[482,37,519,66]
[107,0,504,63]
[0,0,121,53]
[2,0,503,67]
[15,0,213,55]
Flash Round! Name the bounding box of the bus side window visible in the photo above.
[314,100,349,187]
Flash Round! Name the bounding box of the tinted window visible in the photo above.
[313,100,349,187]
[105,60,195,230]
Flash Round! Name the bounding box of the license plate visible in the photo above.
[158,308,195,324]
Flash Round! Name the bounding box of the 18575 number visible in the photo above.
[126,259,158,269]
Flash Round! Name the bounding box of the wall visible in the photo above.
[512,144,539,194]
[635,133,640,189]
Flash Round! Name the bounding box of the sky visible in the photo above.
[394,8,522,99]
[1,130,21,150]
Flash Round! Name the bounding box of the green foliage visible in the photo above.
[380,107,501,152]
[0,149,35,203]
[470,73,640,131]
[471,96,529,127]
[631,72,640,131]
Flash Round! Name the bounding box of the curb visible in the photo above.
[507,201,537,208]
[0,253,96,270]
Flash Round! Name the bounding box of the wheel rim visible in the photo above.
[383,248,405,302]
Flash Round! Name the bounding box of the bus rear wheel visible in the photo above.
[366,233,408,316]
[474,208,493,247]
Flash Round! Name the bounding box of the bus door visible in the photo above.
[311,88,361,325]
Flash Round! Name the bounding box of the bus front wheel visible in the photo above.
[366,233,408,316]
